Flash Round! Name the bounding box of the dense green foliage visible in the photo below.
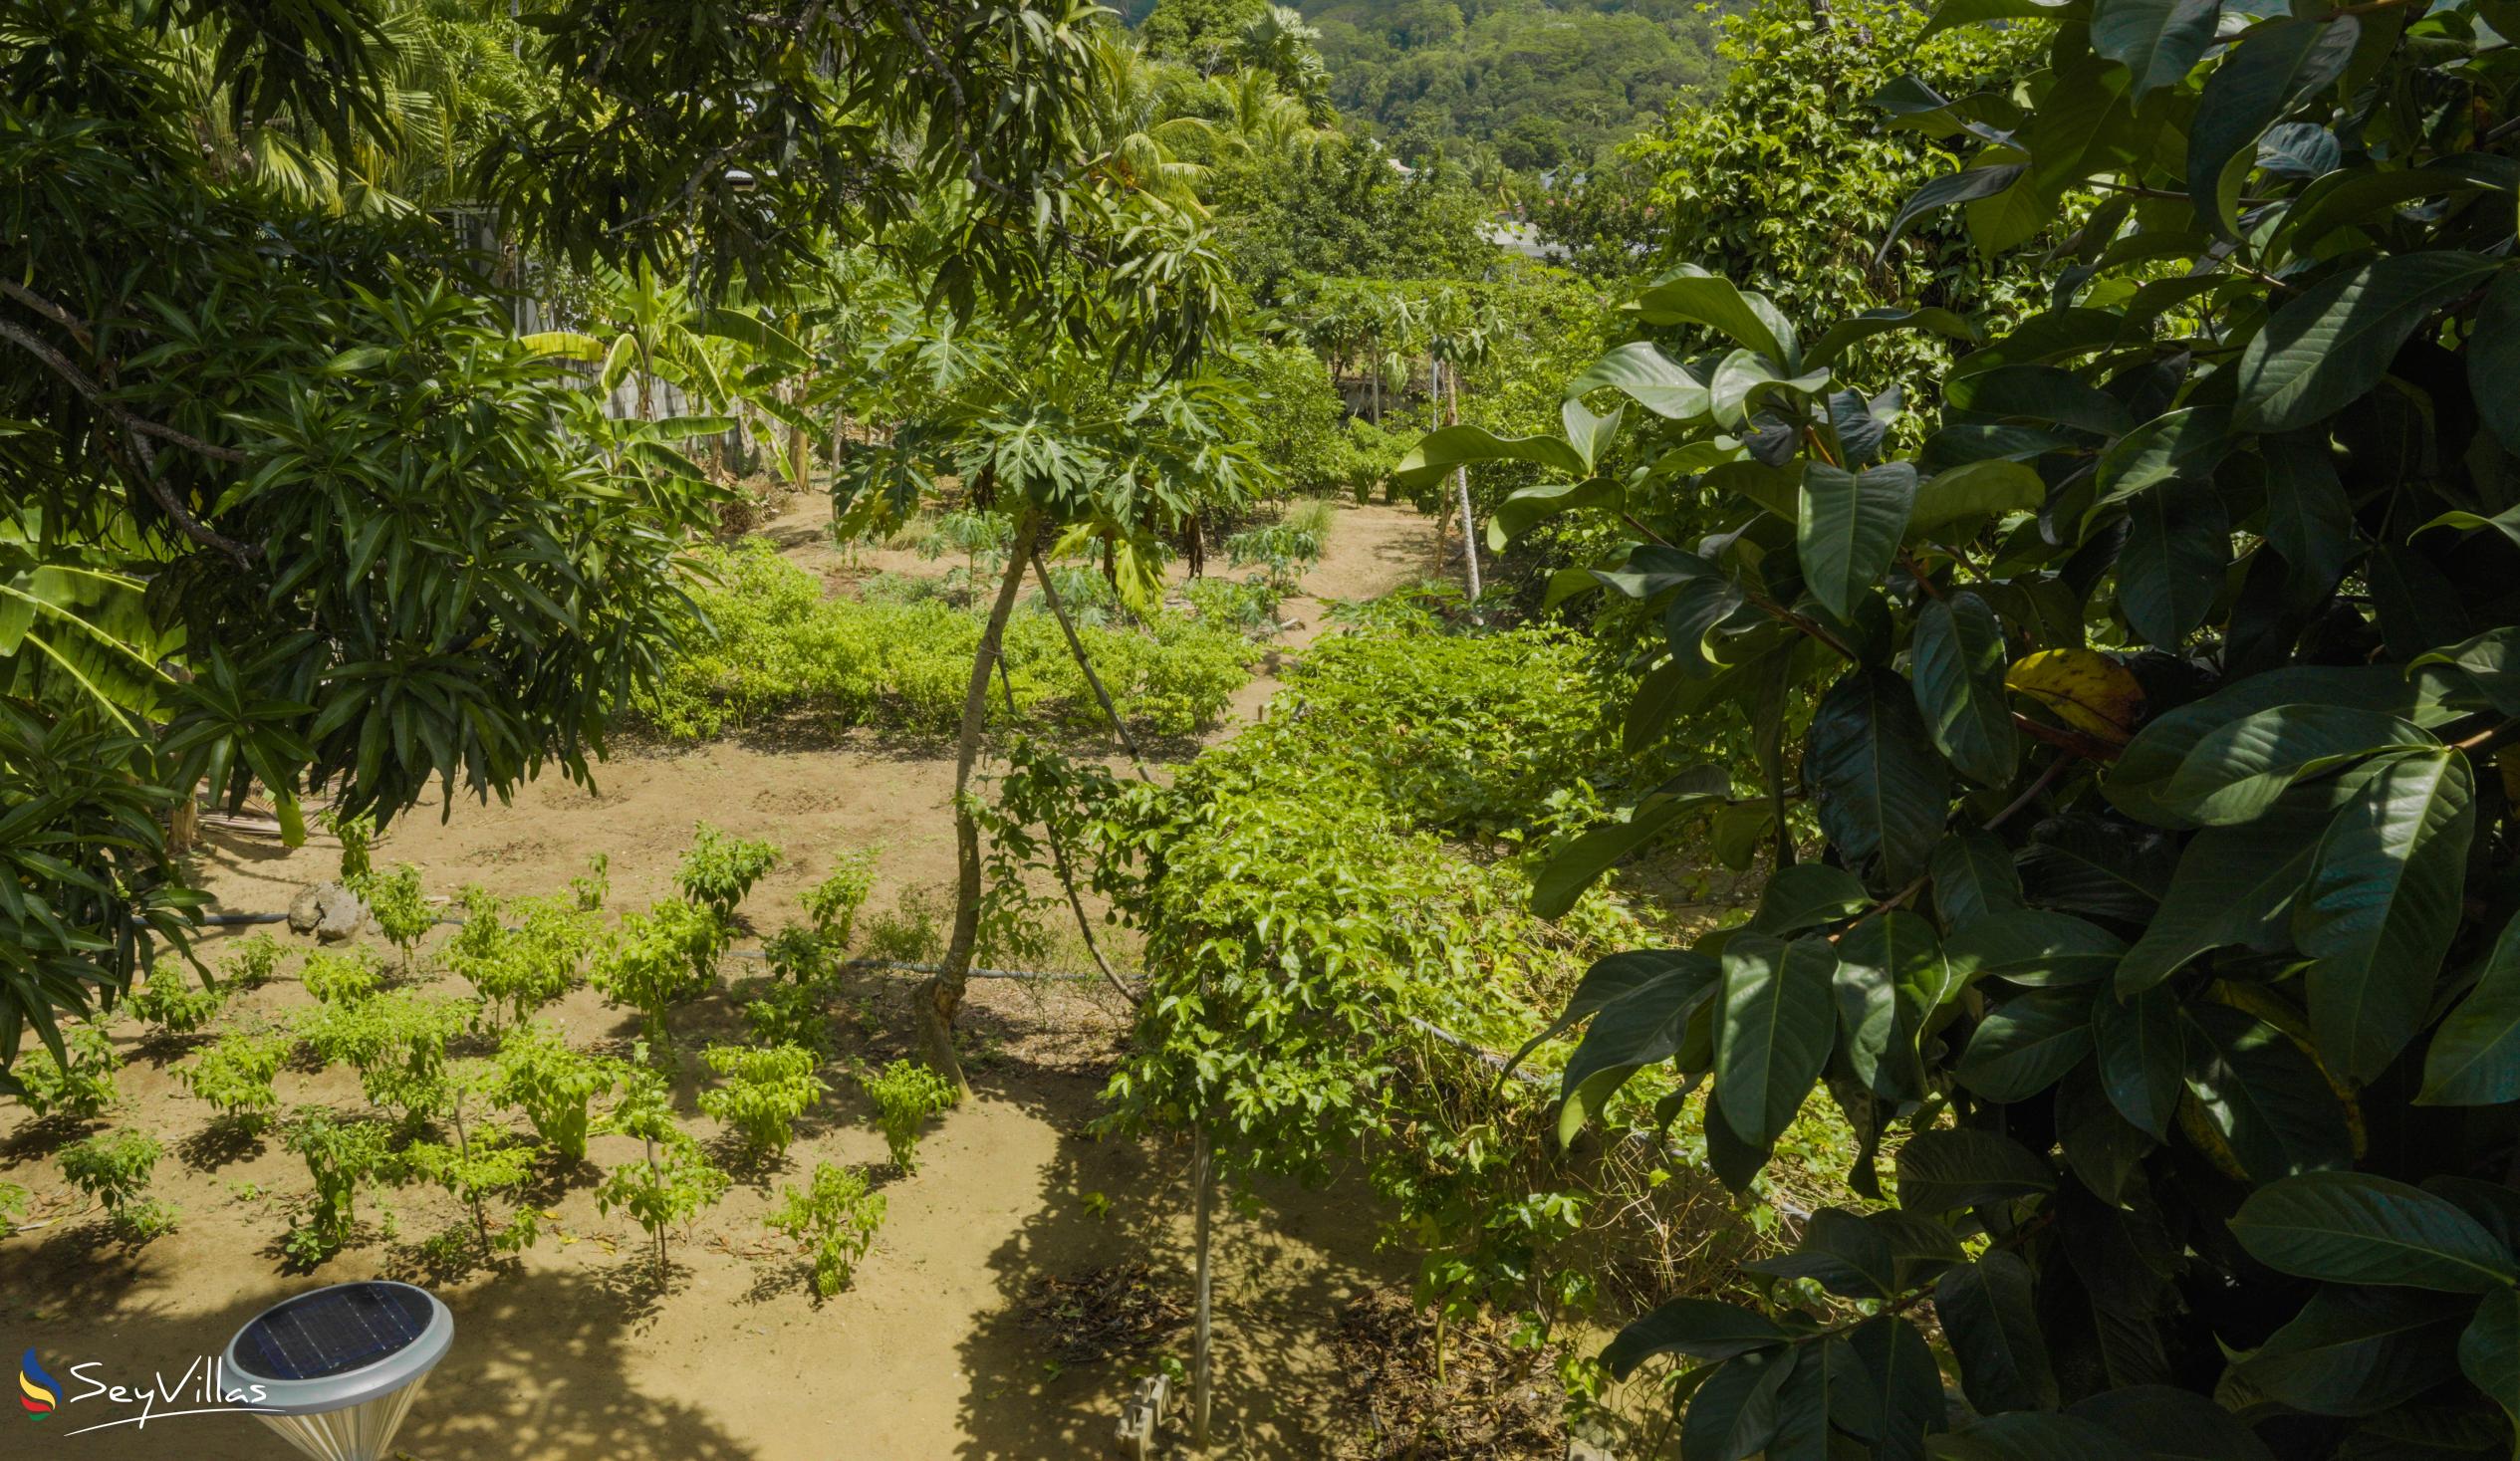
[641,541,1258,740]
[1297,0,1723,169]
[1404,0,2520,1450]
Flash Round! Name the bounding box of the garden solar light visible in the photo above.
[223,1281,452,1461]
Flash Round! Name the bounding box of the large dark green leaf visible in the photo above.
[1881,163,2028,260]
[1946,909,2126,987]
[2234,1286,2469,1417]
[2295,749,2474,1083]
[2109,663,2469,829]
[1911,459,2045,534]
[2233,1173,2516,1293]
[2094,985,2183,1139]
[1714,934,1838,1148]
[1838,911,1941,1097]
[1930,1413,2144,1461]
[1958,987,2098,1101]
[1515,947,1715,1072]
[2412,626,2520,718]
[2421,914,2520,1105]
[2067,1385,2278,1461]
[1853,1315,1945,1461]
[2117,774,2367,991]
[1745,1207,1897,1299]
[2473,272,2520,456]
[1750,862,1872,935]
[1944,365,2134,436]
[1936,1251,2060,1414]
[1565,341,1710,420]
[1390,423,1590,492]
[2014,816,2171,922]
[2185,16,2362,240]
[1799,462,1918,618]
[2181,1003,2353,1182]
[1630,267,1798,367]
[1602,1298,1790,1377]
[2091,0,2221,96]
[1897,1127,2057,1212]
[1531,789,1726,920]
[2089,406,2236,512]
[2262,430,2357,588]
[1809,670,1953,886]
[1911,592,2018,787]
[1552,951,1722,1146]
[2117,481,2229,648]
[1933,829,2026,929]
[2232,250,2500,431]
[2460,1288,2520,1433]
[1808,307,1982,371]
[2156,704,2427,827]
[1679,1347,1797,1461]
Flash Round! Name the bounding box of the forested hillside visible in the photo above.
[1134,0,1728,170]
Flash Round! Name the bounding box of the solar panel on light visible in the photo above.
[224,1282,451,1461]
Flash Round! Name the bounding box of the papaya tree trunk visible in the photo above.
[915,508,1045,1095]
[1441,362,1482,601]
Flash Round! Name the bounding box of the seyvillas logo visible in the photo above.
[10,1350,276,1436]
[20,1349,59,1418]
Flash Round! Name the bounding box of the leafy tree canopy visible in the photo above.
[1404,0,2520,1449]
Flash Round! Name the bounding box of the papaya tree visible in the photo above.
[834,317,1265,1091]
[1401,0,2520,1451]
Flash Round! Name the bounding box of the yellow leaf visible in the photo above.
[2003,647,2144,744]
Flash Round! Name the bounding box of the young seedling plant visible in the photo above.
[698,1043,826,1161]
[596,1060,730,1278]
[220,931,287,988]
[400,1060,540,1259]
[860,1059,956,1175]
[492,1021,620,1166]
[675,823,779,921]
[357,862,434,972]
[766,1162,885,1298]
[300,947,382,1005]
[282,1107,392,1264]
[181,1029,293,1133]
[297,991,470,1128]
[803,849,879,949]
[450,888,603,1032]
[15,1024,120,1120]
[59,1129,176,1240]
[124,965,227,1039]
[593,899,726,1043]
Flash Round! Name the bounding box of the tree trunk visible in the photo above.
[1442,363,1483,601]
[915,509,1045,1096]
[1191,1125,1215,1449]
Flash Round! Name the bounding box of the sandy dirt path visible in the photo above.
[0,499,1440,1461]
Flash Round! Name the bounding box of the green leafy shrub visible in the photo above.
[636,540,1254,739]
[860,1060,956,1173]
[675,823,780,918]
[593,898,728,1041]
[326,809,378,885]
[301,948,382,1005]
[449,888,603,1030]
[698,1043,826,1158]
[181,1030,293,1132]
[220,932,288,988]
[860,884,945,965]
[282,1108,391,1263]
[803,850,880,949]
[598,1065,731,1274]
[400,1062,539,1256]
[571,852,611,912]
[124,965,227,1038]
[0,1181,27,1228]
[14,1024,120,1120]
[357,862,433,968]
[493,1022,619,1164]
[296,991,470,1125]
[765,1161,885,1297]
[1397,2,2520,1446]
[58,1129,174,1240]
